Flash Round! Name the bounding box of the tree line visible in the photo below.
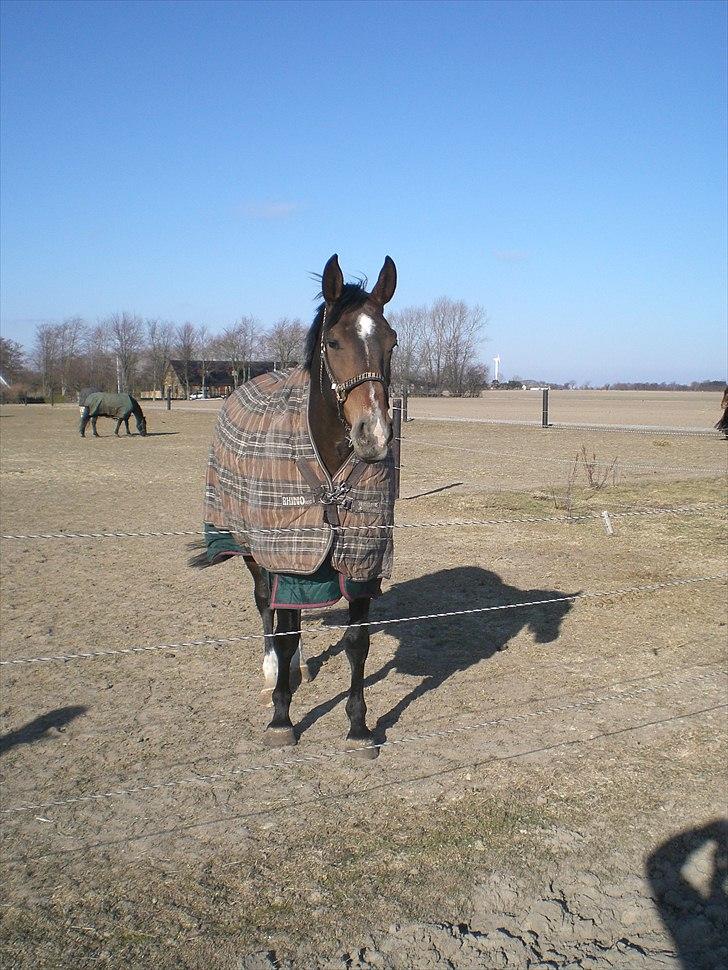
[0,295,491,400]
[0,315,308,401]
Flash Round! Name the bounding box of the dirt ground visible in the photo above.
[0,397,726,969]
[407,389,722,430]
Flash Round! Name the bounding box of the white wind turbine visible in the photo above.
[492,355,501,382]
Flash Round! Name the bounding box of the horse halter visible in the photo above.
[319,307,387,407]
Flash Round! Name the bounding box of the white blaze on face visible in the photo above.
[356,313,374,368]
[356,313,375,340]
[368,383,389,449]
[352,311,389,452]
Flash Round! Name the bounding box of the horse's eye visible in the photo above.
[327,339,340,350]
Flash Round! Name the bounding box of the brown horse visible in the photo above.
[192,255,398,757]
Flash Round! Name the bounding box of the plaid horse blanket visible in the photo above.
[203,366,395,580]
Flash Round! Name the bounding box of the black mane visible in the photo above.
[303,280,370,370]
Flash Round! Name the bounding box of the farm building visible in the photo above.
[153,358,278,399]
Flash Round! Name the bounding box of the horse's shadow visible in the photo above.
[0,705,87,756]
[297,566,574,742]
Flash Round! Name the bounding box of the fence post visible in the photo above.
[392,397,402,500]
[402,384,409,422]
[50,388,54,407]
[166,386,172,411]
[541,387,549,427]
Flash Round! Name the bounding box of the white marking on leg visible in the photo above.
[263,648,278,688]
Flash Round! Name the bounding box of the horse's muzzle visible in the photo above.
[350,416,392,463]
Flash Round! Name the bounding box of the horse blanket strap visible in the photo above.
[295,457,370,527]
[203,366,395,579]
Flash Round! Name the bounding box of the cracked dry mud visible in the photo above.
[239,860,726,969]
[1,397,726,970]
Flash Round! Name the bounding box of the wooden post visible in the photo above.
[50,388,54,407]
[402,384,409,422]
[541,386,549,427]
[392,397,402,500]
[166,386,172,411]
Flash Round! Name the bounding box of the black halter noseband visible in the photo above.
[319,307,386,406]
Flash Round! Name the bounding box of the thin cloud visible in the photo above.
[245,201,300,221]
[493,249,529,263]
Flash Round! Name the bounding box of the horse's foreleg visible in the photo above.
[124,416,131,435]
[266,608,301,747]
[91,416,99,437]
[245,559,307,742]
[79,408,90,437]
[114,418,122,436]
[343,597,377,759]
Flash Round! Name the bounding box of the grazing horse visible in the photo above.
[716,387,728,437]
[192,254,398,757]
[80,392,148,437]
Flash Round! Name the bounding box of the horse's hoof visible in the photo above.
[264,726,297,747]
[346,738,379,760]
[259,687,274,707]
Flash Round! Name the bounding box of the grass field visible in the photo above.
[1,395,726,969]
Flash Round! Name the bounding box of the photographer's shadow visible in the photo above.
[299,566,574,742]
[646,820,728,970]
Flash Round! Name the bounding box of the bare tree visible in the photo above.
[32,324,59,396]
[174,322,198,399]
[262,317,307,367]
[105,313,144,392]
[389,305,425,390]
[212,316,260,386]
[442,300,487,396]
[421,298,450,391]
[146,319,175,400]
[56,316,85,396]
[82,324,114,391]
[399,297,487,395]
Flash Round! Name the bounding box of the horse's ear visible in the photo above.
[322,254,344,303]
[371,256,397,306]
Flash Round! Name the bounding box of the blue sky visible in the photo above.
[1,0,725,384]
